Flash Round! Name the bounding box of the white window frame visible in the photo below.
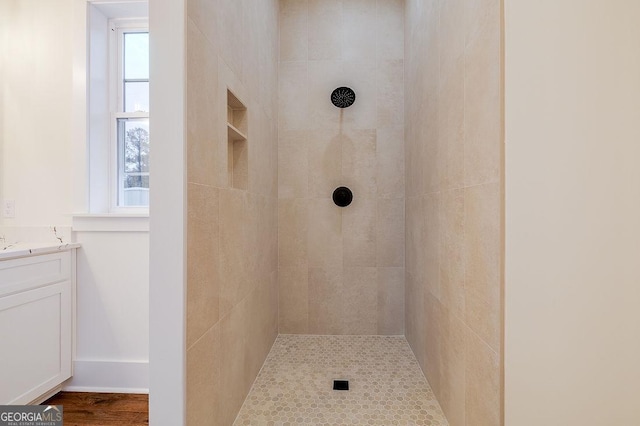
[109,18,149,213]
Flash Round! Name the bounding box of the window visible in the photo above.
[111,21,149,208]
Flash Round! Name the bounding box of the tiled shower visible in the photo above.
[185,0,502,424]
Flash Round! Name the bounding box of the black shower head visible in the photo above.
[331,87,356,108]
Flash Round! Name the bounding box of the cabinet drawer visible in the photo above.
[0,252,71,297]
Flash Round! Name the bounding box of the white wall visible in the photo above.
[1,0,73,227]
[0,0,150,393]
[505,1,640,425]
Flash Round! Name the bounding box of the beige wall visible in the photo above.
[404,0,502,425]
[184,0,279,424]
[505,1,640,425]
[277,0,406,336]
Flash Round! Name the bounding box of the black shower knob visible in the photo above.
[333,187,353,207]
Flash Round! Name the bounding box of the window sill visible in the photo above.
[72,214,149,233]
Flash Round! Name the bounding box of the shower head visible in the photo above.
[331,87,356,108]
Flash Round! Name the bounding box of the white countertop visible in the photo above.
[0,242,81,261]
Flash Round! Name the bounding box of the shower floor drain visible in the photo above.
[333,380,349,391]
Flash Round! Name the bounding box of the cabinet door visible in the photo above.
[0,281,72,404]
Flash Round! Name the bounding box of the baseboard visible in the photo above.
[63,360,149,394]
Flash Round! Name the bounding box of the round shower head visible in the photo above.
[331,87,356,108]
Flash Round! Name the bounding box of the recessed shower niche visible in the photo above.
[227,89,248,190]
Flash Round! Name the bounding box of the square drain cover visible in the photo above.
[333,380,349,391]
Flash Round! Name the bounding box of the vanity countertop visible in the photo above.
[0,242,81,261]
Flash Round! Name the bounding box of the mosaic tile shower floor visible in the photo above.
[234,335,449,425]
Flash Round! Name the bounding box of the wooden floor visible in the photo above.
[42,392,148,426]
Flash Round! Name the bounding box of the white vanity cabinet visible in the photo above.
[0,245,78,404]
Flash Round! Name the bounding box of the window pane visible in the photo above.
[124,81,149,112]
[118,118,149,207]
[124,32,149,80]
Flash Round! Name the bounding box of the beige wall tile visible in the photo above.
[187,184,220,348]
[308,130,342,198]
[279,267,309,334]
[342,129,377,199]
[464,0,501,186]
[280,0,308,61]
[278,130,309,199]
[439,312,467,426]
[424,292,442,396]
[341,61,378,129]
[425,192,441,300]
[307,198,343,268]
[405,271,426,367]
[377,198,405,267]
[279,61,308,130]
[278,0,405,345]
[307,61,346,130]
[342,0,377,62]
[438,54,464,190]
[342,267,378,334]
[465,328,500,426]
[218,0,243,79]
[308,267,344,334]
[377,60,405,127]
[343,197,376,267]
[464,183,500,312]
[308,0,343,60]
[219,303,248,426]
[187,20,220,187]
[376,127,405,199]
[219,189,250,317]
[186,323,219,426]
[377,267,405,334]
[376,0,404,61]
[440,188,465,319]
[465,288,500,352]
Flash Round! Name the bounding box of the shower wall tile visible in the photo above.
[218,301,248,426]
[376,60,405,127]
[279,267,309,333]
[186,20,220,188]
[464,182,500,351]
[307,198,343,268]
[377,267,405,334]
[308,267,344,334]
[342,129,377,199]
[307,61,346,130]
[439,189,465,320]
[278,199,308,267]
[279,0,405,338]
[463,0,501,186]
[308,0,343,60]
[343,267,378,334]
[439,311,466,426]
[438,55,465,191]
[465,329,500,426]
[278,130,308,199]
[186,323,219,426]
[405,0,502,423]
[280,0,308,61]
[343,197,376,267]
[186,0,279,423]
[376,0,405,61]
[279,61,308,130]
[342,0,377,62]
[376,127,405,199]
[307,129,342,197]
[376,199,404,267]
[341,61,378,129]
[186,184,220,348]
